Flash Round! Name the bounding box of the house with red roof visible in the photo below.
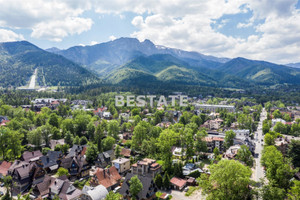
[90,166,121,191]
[0,161,12,178]
[170,177,187,190]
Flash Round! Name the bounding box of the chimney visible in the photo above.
[32,152,34,155]
[103,170,106,178]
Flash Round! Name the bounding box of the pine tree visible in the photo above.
[163,173,170,189]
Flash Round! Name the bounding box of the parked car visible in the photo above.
[0,191,4,196]
[0,182,4,187]
[184,186,189,192]
[113,186,121,193]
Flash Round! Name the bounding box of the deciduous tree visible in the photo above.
[129,175,143,200]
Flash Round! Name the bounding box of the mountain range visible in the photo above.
[0,37,300,89]
[0,41,98,87]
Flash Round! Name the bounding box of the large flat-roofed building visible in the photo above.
[112,158,130,174]
[194,104,235,112]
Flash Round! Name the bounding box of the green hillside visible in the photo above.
[0,41,99,87]
[218,57,300,85]
[106,54,218,86]
[156,65,216,85]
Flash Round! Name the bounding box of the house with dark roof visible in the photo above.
[49,178,82,200]
[0,116,8,123]
[66,145,86,158]
[32,175,55,199]
[95,150,115,168]
[81,185,109,200]
[119,173,158,200]
[32,166,46,185]
[21,151,43,162]
[90,166,121,191]
[36,151,63,173]
[60,155,90,179]
[8,161,36,194]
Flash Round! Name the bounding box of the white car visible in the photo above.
[184,187,189,192]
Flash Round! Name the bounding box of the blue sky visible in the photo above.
[0,0,300,64]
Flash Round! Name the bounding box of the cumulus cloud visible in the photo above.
[109,35,117,41]
[31,17,92,42]
[0,29,24,42]
[0,0,93,42]
[247,0,298,19]
[124,0,300,63]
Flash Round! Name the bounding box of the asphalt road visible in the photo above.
[253,108,267,182]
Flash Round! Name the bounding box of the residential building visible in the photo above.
[122,132,132,140]
[120,113,130,121]
[50,139,65,150]
[0,116,9,126]
[272,118,286,126]
[156,122,171,128]
[95,150,115,168]
[8,161,36,194]
[194,104,235,112]
[171,147,186,159]
[131,158,162,178]
[204,137,225,152]
[120,148,131,158]
[49,178,82,200]
[102,112,112,120]
[202,118,223,130]
[66,145,86,158]
[182,163,203,176]
[0,161,12,179]
[170,177,187,190]
[232,129,250,139]
[0,116,8,123]
[90,166,121,191]
[224,145,241,159]
[81,185,109,200]
[60,155,90,179]
[112,158,130,174]
[21,150,43,162]
[32,175,55,199]
[119,173,157,200]
[32,166,47,185]
[36,151,63,173]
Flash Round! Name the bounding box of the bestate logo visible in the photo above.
[115,95,188,107]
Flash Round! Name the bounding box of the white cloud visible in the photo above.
[237,22,252,28]
[125,0,300,63]
[247,0,298,19]
[0,29,24,42]
[109,35,117,41]
[0,0,93,42]
[90,41,98,45]
[31,17,92,42]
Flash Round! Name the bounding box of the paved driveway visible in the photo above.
[163,189,204,200]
